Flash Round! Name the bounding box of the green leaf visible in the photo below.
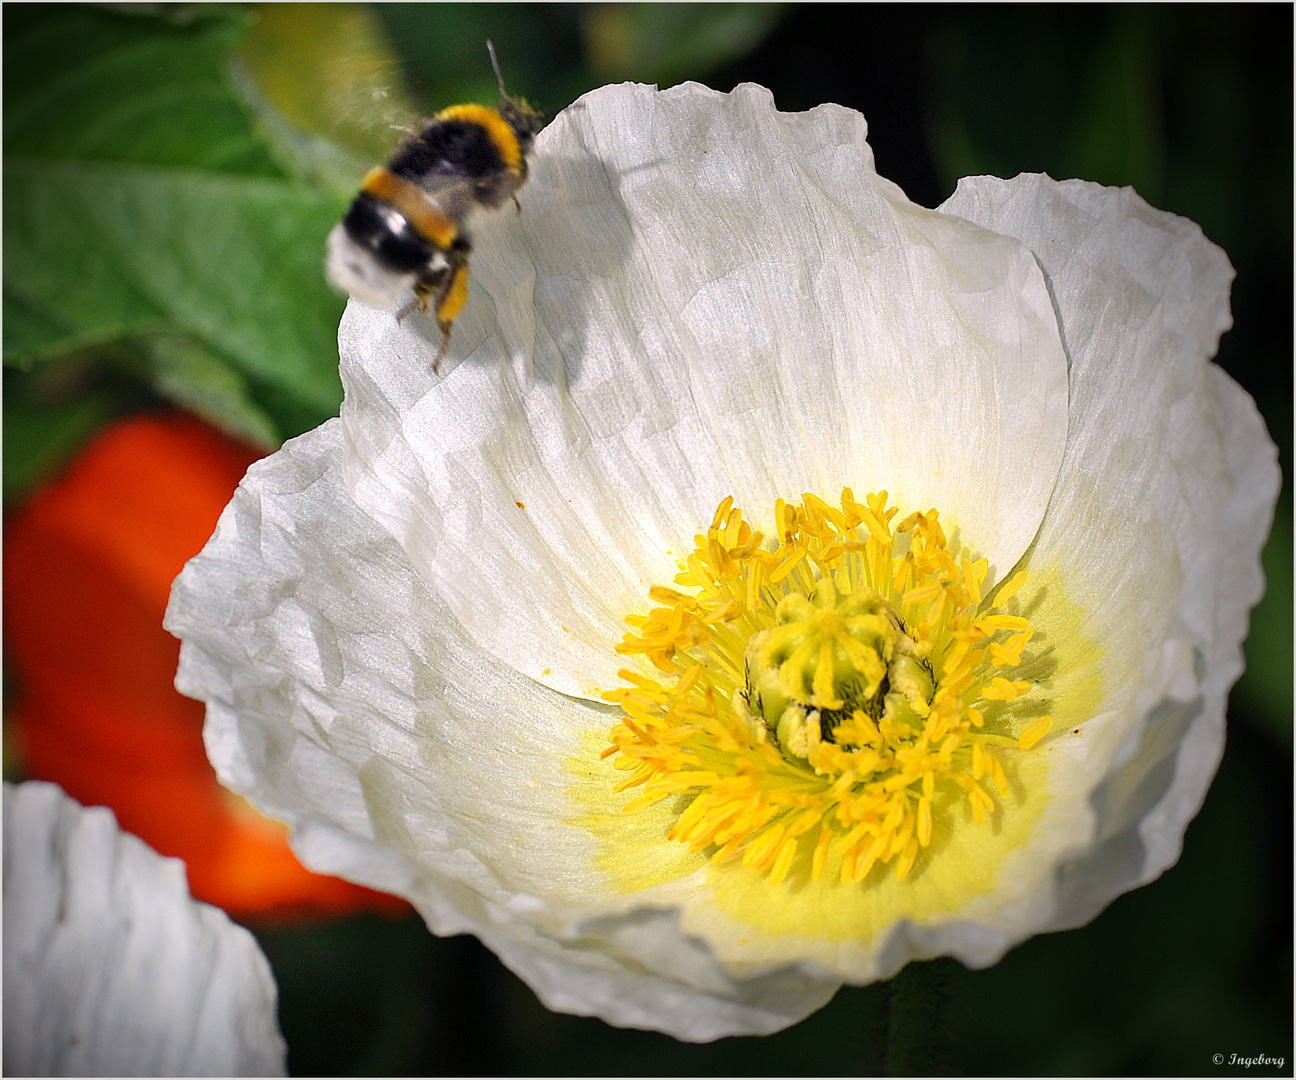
[3,5,348,452]
[5,158,345,415]
[4,5,275,174]
[2,290,93,370]
[141,334,279,450]
[2,368,126,505]
[3,162,171,362]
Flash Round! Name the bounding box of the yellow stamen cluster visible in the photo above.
[602,490,1053,887]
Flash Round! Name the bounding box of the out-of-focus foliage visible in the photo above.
[235,3,419,191]
[580,3,790,86]
[373,4,788,130]
[928,6,1170,208]
[3,4,347,500]
[372,5,590,129]
[4,362,127,508]
[1237,494,1292,748]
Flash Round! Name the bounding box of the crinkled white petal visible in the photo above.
[3,782,286,1077]
[941,174,1279,926]
[165,97,1277,1043]
[339,81,1068,698]
[475,175,1276,988]
[167,422,839,1041]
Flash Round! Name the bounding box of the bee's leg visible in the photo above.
[428,262,470,375]
[396,279,433,324]
[428,276,453,373]
[512,194,523,215]
[433,324,452,373]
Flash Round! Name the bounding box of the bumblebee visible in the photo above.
[326,42,541,367]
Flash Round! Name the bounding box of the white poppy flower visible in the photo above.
[165,82,1278,1041]
[3,781,286,1076]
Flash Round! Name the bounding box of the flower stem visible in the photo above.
[885,959,951,1076]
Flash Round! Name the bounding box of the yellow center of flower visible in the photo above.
[602,490,1055,888]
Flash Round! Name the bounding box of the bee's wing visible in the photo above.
[409,171,480,224]
[232,4,427,195]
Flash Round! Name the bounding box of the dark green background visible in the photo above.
[4,4,1291,1075]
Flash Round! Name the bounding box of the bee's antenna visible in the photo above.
[486,39,509,101]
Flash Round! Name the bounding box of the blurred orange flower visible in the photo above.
[4,411,407,920]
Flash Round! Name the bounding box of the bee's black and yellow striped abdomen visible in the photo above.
[342,190,439,273]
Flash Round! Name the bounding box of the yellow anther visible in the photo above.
[767,835,799,885]
[811,825,834,881]
[894,837,920,881]
[647,585,694,607]
[961,558,988,605]
[904,581,943,605]
[859,506,892,546]
[854,835,887,883]
[993,570,1029,608]
[770,544,808,583]
[980,614,1031,632]
[916,796,933,847]
[983,676,1032,701]
[989,629,1033,667]
[605,492,1058,891]
[742,823,786,871]
[1017,715,1053,750]
[988,750,1010,798]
